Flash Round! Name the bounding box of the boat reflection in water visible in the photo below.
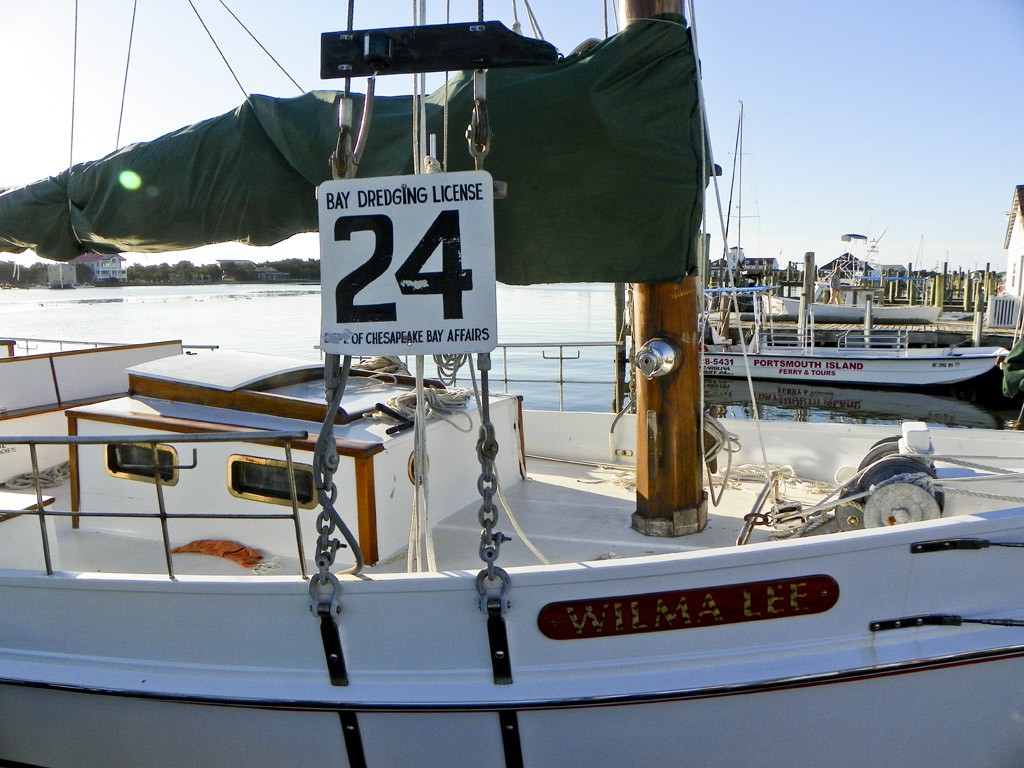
[704,374,1006,430]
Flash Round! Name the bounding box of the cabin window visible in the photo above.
[105,442,179,485]
[227,455,317,509]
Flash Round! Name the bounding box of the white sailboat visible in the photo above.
[1,5,1024,768]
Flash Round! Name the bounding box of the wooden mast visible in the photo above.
[623,0,707,536]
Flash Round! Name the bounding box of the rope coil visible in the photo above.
[3,463,70,491]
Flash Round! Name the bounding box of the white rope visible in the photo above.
[937,485,1024,504]
[355,355,410,376]
[466,356,549,565]
[433,353,469,386]
[416,356,436,571]
[383,387,475,432]
[3,463,70,491]
[495,468,549,565]
[926,455,1024,476]
[702,413,741,504]
[738,450,1024,539]
[251,556,282,574]
[406,0,432,566]
[900,455,1024,504]
[411,0,430,173]
[406,483,421,571]
[574,464,637,493]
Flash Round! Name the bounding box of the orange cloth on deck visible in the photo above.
[170,539,263,568]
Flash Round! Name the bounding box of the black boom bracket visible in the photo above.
[321,21,559,79]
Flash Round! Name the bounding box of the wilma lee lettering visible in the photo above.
[537,575,839,640]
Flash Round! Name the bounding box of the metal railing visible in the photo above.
[758,328,809,349]
[486,341,625,412]
[396,341,625,412]
[1,336,219,355]
[0,430,308,579]
[836,328,909,350]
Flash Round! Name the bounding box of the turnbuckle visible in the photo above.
[466,70,491,169]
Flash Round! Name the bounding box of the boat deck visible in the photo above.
[371,456,760,573]
[1,449,819,578]
[1,342,1022,580]
[8,423,1022,580]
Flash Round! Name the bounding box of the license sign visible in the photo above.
[318,171,497,355]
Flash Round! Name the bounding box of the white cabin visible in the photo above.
[1004,184,1024,298]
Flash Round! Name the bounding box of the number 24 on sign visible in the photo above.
[317,172,497,356]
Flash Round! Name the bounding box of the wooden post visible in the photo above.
[613,282,628,411]
[972,284,984,346]
[799,252,815,341]
[624,0,706,537]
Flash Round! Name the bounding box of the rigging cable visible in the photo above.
[412,0,429,172]
[69,0,78,174]
[443,0,451,170]
[522,0,544,39]
[680,3,775,506]
[608,0,619,36]
[405,0,434,571]
[66,0,83,247]
[332,0,375,180]
[216,0,305,93]
[186,0,248,98]
[115,0,139,150]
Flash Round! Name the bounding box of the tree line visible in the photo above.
[0,258,321,287]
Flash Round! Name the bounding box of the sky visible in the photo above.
[1,0,1022,273]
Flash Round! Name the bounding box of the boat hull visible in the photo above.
[3,493,1024,767]
[702,348,1004,386]
[3,653,1023,767]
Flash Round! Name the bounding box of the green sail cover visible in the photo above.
[0,16,703,285]
[1003,336,1024,399]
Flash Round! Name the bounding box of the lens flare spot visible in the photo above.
[118,170,142,190]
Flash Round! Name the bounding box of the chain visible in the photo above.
[309,354,361,616]
[474,353,511,611]
[466,54,506,609]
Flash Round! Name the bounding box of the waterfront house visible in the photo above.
[256,266,290,282]
[70,252,127,284]
[46,262,77,289]
[1004,185,1023,298]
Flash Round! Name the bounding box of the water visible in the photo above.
[1,282,1019,428]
